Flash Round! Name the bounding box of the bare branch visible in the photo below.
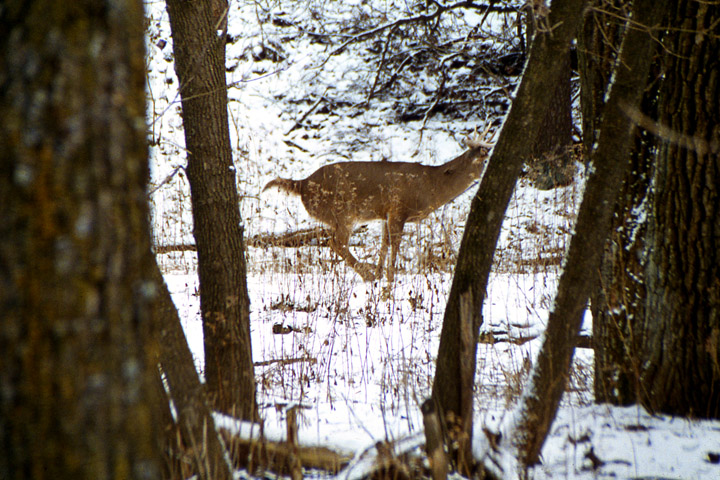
[285,87,330,135]
[317,1,518,68]
[622,103,719,155]
[148,165,185,196]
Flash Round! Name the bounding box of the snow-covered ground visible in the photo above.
[145,1,720,478]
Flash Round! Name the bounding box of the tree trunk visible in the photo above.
[591,93,660,406]
[505,0,671,468]
[431,0,588,472]
[511,0,666,466]
[529,50,574,189]
[151,262,233,480]
[577,0,628,157]
[166,0,257,420]
[523,1,574,190]
[0,1,162,478]
[591,130,655,405]
[582,0,655,406]
[637,0,720,418]
[592,0,720,419]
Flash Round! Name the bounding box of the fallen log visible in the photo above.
[478,330,593,349]
[219,428,353,476]
[154,243,197,254]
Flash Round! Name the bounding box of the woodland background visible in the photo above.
[1,0,719,479]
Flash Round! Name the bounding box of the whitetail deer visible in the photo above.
[263,132,493,282]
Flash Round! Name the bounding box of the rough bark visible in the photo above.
[591,128,656,405]
[506,0,671,468]
[591,95,660,405]
[637,0,720,418]
[166,0,257,419]
[0,1,162,478]
[592,0,720,418]
[431,0,589,471]
[584,0,653,406]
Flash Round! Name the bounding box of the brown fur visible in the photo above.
[263,146,489,282]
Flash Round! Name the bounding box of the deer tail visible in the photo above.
[263,177,301,196]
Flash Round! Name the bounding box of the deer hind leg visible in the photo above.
[375,220,391,280]
[329,224,376,282]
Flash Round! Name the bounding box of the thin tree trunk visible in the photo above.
[166,0,257,419]
[582,0,651,406]
[506,0,671,467]
[150,262,233,480]
[577,0,628,158]
[431,0,588,472]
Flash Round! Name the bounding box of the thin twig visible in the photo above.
[622,103,719,155]
[316,1,512,68]
[415,67,448,150]
[366,25,399,103]
[148,165,185,196]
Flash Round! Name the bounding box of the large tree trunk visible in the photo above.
[0,1,162,478]
[637,0,720,418]
[166,0,257,420]
[592,0,720,419]
[431,0,588,472]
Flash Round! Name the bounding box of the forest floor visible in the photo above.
[146,0,720,478]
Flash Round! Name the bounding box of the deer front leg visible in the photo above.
[329,225,376,282]
[385,217,405,282]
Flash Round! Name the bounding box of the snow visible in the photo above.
[145,1,720,478]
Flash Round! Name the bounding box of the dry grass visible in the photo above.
[150,154,590,424]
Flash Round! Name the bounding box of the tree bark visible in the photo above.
[0,1,162,478]
[506,0,671,467]
[582,0,656,406]
[591,128,656,405]
[529,49,573,190]
[636,0,720,418]
[592,0,720,419]
[577,0,628,157]
[431,0,588,471]
[166,0,257,420]
[523,1,574,190]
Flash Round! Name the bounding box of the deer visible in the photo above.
[263,129,494,282]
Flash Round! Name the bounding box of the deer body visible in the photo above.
[263,145,489,282]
